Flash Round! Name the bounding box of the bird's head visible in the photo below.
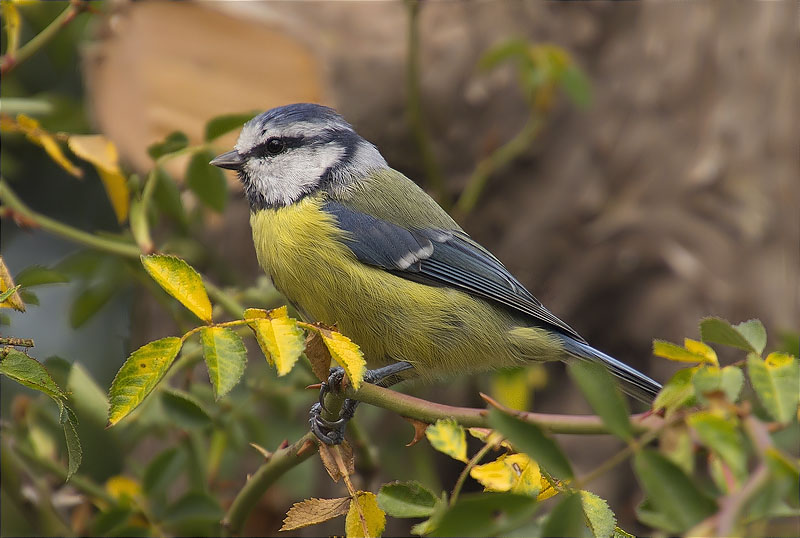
[210,103,387,209]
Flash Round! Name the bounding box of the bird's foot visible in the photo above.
[309,362,414,445]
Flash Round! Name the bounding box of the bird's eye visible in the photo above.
[265,137,286,155]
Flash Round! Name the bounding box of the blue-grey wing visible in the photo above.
[323,201,586,342]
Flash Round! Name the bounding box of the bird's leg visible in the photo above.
[309,361,414,445]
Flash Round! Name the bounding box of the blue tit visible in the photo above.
[211,103,661,444]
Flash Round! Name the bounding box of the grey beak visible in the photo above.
[209,150,244,170]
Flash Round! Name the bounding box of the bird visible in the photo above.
[210,103,661,444]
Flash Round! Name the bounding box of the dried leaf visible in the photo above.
[305,329,333,382]
[319,441,354,483]
[280,497,350,531]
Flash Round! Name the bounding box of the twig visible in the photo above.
[454,114,544,218]
[222,432,317,536]
[404,0,448,206]
[0,337,34,347]
[450,441,494,506]
[0,178,140,259]
[1,0,91,76]
[346,383,662,435]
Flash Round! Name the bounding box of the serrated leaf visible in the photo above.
[14,114,82,177]
[747,352,800,424]
[688,411,747,481]
[200,327,246,399]
[426,418,468,463]
[247,305,305,375]
[346,491,386,538]
[14,265,69,287]
[62,409,82,481]
[430,492,537,538]
[204,112,257,141]
[653,340,714,364]
[569,360,632,441]
[580,490,616,538]
[633,449,716,532]
[540,492,586,538]
[0,348,67,402]
[700,317,760,353]
[161,388,212,429]
[684,338,718,366]
[68,135,130,223]
[312,326,366,390]
[141,254,212,322]
[377,481,438,518]
[734,319,767,354]
[281,497,350,531]
[147,131,188,160]
[187,150,227,212]
[488,409,573,479]
[653,368,696,414]
[318,441,354,483]
[108,337,182,426]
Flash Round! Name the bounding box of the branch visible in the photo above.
[222,432,317,536]
[345,383,663,435]
[0,178,140,259]
[1,0,91,76]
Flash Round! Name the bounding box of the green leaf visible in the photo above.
[62,410,82,481]
[747,352,800,424]
[152,167,188,231]
[0,348,68,402]
[568,360,632,441]
[378,481,439,518]
[147,131,188,160]
[478,38,530,71]
[426,418,468,463]
[653,368,695,414]
[633,449,716,532]
[719,366,744,402]
[692,365,722,403]
[580,490,616,538]
[108,337,183,426]
[540,493,586,538]
[161,388,212,429]
[143,447,184,497]
[489,409,573,479]
[636,498,681,534]
[687,411,746,481]
[204,112,257,141]
[430,493,537,537]
[700,317,765,353]
[141,254,213,323]
[560,65,591,108]
[186,150,227,212]
[163,491,224,530]
[200,327,247,399]
[18,288,38,305]
[14,265,69,287]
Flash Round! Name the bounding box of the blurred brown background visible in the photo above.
[77,0,798,533]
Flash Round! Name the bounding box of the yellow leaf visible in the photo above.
[765,352,796,369]
[68,134,130,222]
[684,338,718,366]
[243,307,268,319]
[141,255,212,322]
[470,460,515,492]
[1,1,21,56]
[504,453,542,497]
[247,306,305,375]
[537,476,560,501]
[653,340,714,364]
[468,427,511,449]
[313,326,366,390]
[14,114,82,177]
[281,497,350,531]
[425,418,468,463]
[345,491,386,538]
[105,475,141,504]
[0,255,25,311]
[490,368,530,411]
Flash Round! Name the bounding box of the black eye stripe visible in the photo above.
[249,136,305,158]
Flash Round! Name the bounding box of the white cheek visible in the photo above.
[244,145,345,206]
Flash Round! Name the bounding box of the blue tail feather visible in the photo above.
[561,337,661,403]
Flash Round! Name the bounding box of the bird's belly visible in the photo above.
[250,198,563,378]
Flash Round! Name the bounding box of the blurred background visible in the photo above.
[2,1,798,536]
